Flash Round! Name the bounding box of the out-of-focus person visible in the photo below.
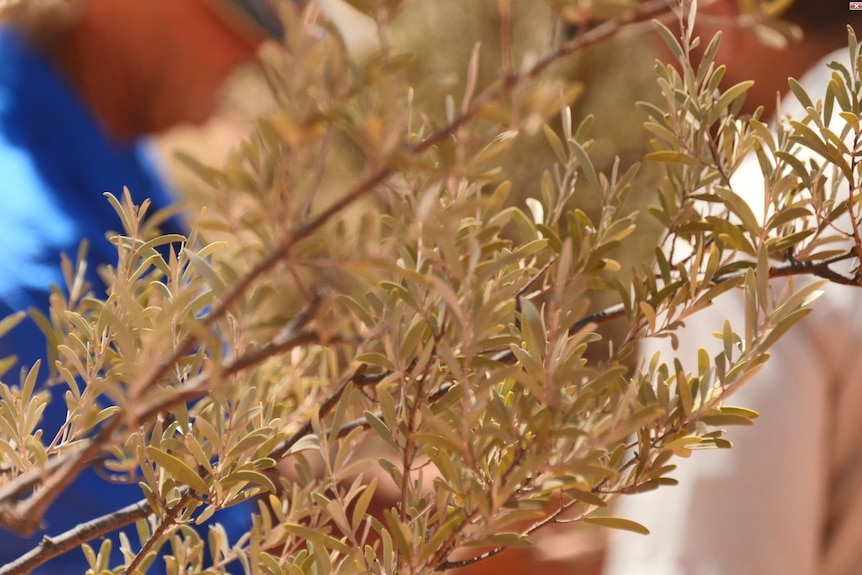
[0,1,297,572]
[604,1,862,574]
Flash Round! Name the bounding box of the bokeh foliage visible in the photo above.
[1,0,861,573]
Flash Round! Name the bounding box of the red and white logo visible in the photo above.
[852,1,862,9]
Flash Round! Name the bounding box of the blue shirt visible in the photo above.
[0,27,250,573]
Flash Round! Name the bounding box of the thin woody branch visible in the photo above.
[269,363,388,460]
[0,499,150,575]
[767,250,860,285]
[487,246,862,366]
[123,492,194,575]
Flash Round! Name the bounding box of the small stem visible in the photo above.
[124,492,194,575]
[0,500,150,575]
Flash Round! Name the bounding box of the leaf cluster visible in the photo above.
[2,1,862,573]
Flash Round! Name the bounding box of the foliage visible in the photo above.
[1,0,861,573]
